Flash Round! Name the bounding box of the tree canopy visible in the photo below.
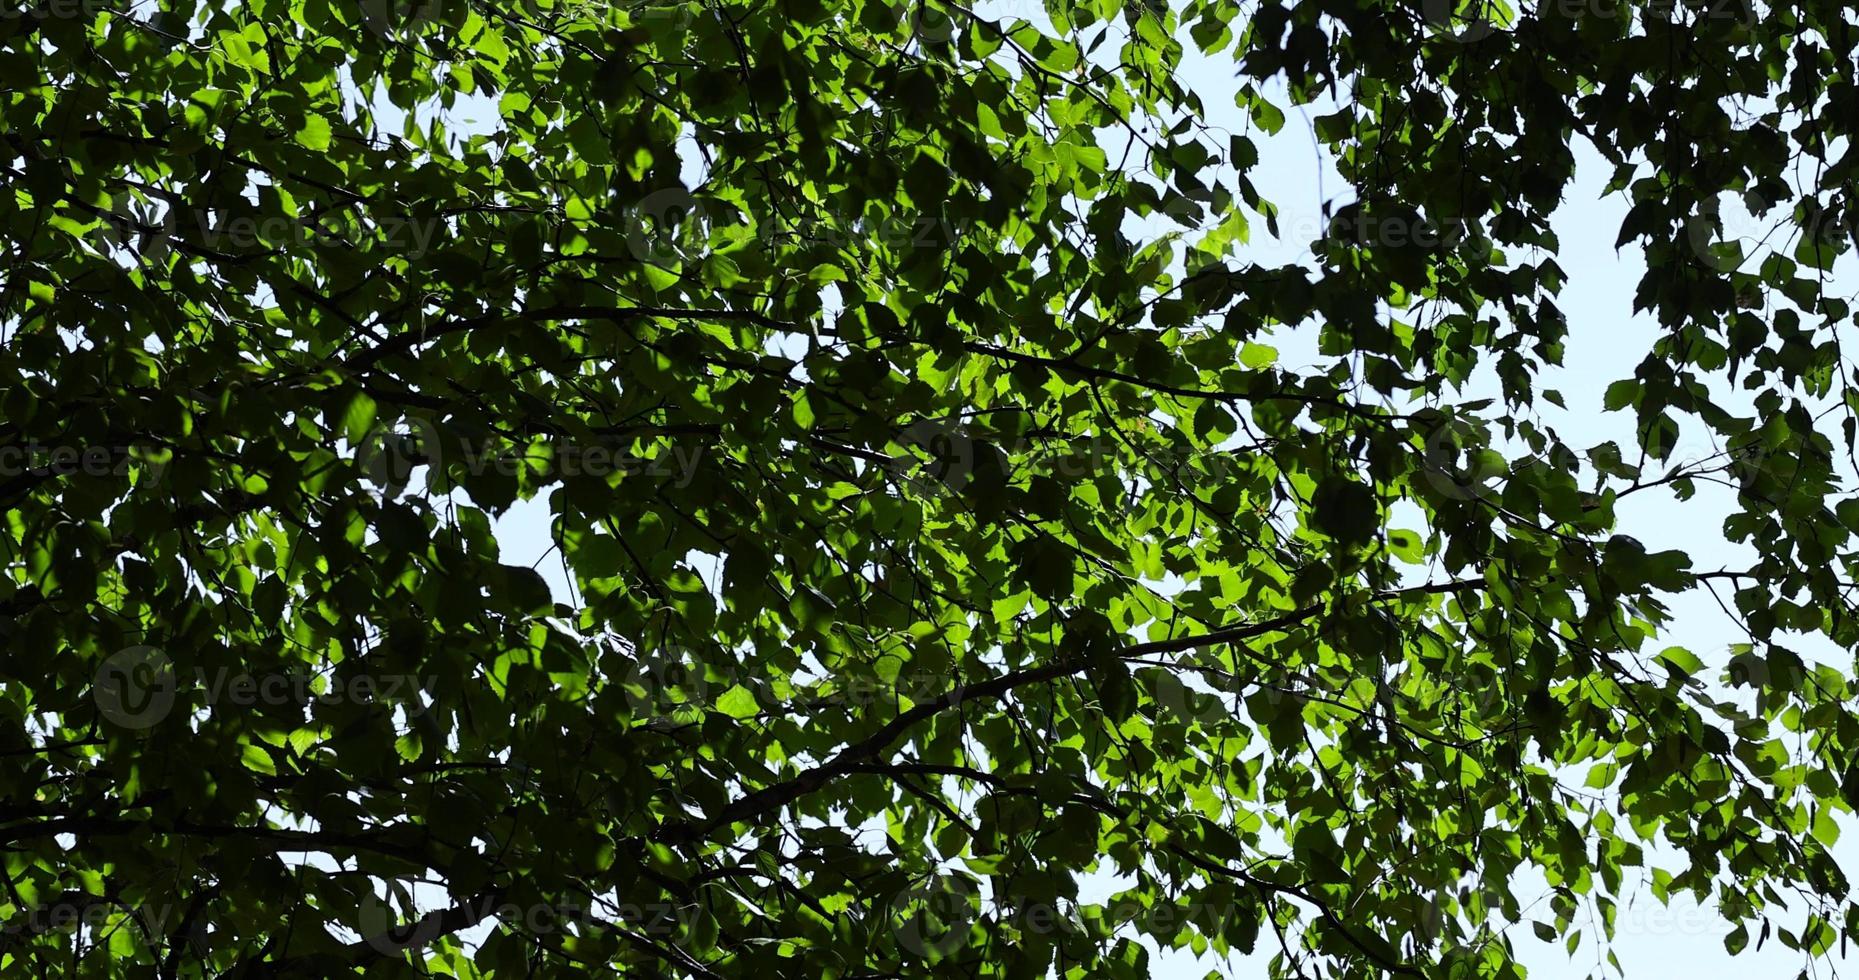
[7,0,1859,976]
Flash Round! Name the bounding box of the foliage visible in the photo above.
[3,0,1859,977]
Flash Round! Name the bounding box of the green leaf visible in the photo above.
[342,391,378,445]
[295,114,332,151]
[1603,379,1639,411]
[714,685,760,720]
[1311,476,1378,546]
[1656,646,1703,679]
